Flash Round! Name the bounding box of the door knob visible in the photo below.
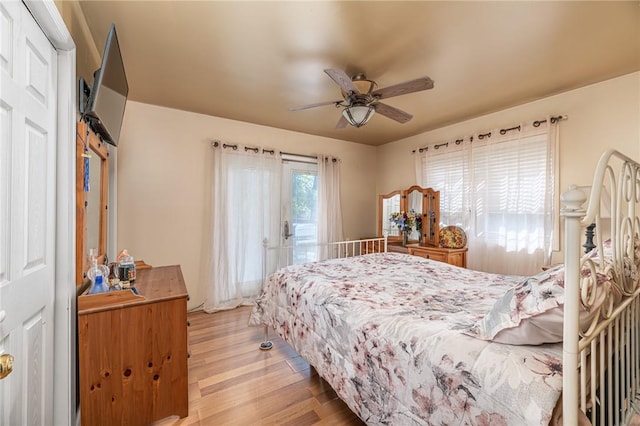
[0,354,14,380]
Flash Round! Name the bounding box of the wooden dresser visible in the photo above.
[78,265,189,425]
[388,242,468,268]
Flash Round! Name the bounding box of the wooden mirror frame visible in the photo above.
[378,186,440,246]
[421,186,440,247]
[76,121,109,285]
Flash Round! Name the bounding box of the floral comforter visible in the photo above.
[249,253,563,425]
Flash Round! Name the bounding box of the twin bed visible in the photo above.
[249,150,640,425]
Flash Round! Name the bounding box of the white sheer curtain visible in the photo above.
[468,122,557,275]
[204,144,281,312]
[317,155,343,259]
[416,119,558,275]
[415,140,472,229]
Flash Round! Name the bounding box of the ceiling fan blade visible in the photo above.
[289,100,342,111]
[335,115,348,129]
[372,77,434,100]
[324,69,360,95]
[374,102,413,124]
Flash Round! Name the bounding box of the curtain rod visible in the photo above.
[211,140,276,155]
[210,141,336,162]
[282,151,316,160]
[281,152,338,163]
[210,140,314,158]
[411,114,567,154]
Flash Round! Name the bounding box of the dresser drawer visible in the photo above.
[411,247,446,262]
[408,246,467,268]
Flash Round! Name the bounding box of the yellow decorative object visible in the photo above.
[439,226,467,249]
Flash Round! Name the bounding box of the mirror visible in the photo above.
[406,186,423,241]
[379,191,402,238]
[378,186,440,246]
[86,153,102,251]
[76,121,109,285]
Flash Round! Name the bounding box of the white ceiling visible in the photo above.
[78,1,640,146]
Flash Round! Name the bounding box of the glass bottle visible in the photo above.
[88,268,108,294]
[117,249,136,287]
[86,248,109,292]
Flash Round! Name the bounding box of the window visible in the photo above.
[420,144,470,228]
[417,121,558,275]
[472,133,551,253]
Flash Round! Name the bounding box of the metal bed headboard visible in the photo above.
[562,149,640,425]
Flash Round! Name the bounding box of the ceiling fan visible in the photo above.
[289,69,434,128]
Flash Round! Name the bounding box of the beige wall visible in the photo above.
[117,102,377,308]
[55,1,101,86]
[376,71,640,263]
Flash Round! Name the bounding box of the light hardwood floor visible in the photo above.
[159,306,365,425]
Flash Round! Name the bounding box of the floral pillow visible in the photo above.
[466,264,609,345]
[467,235,637,345]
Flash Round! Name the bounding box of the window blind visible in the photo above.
[417,121,557,275]
[421,145,470,228]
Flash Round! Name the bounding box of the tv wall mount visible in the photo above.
[78,77,91,116]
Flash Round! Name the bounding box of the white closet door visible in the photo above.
[0,1,57,424]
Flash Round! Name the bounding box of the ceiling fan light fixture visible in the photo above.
[342,104,375,128]
[292,69,433,128]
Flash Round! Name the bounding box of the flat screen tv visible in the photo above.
[84,24,128,147]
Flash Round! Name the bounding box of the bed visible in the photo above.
[249,149,640,425]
